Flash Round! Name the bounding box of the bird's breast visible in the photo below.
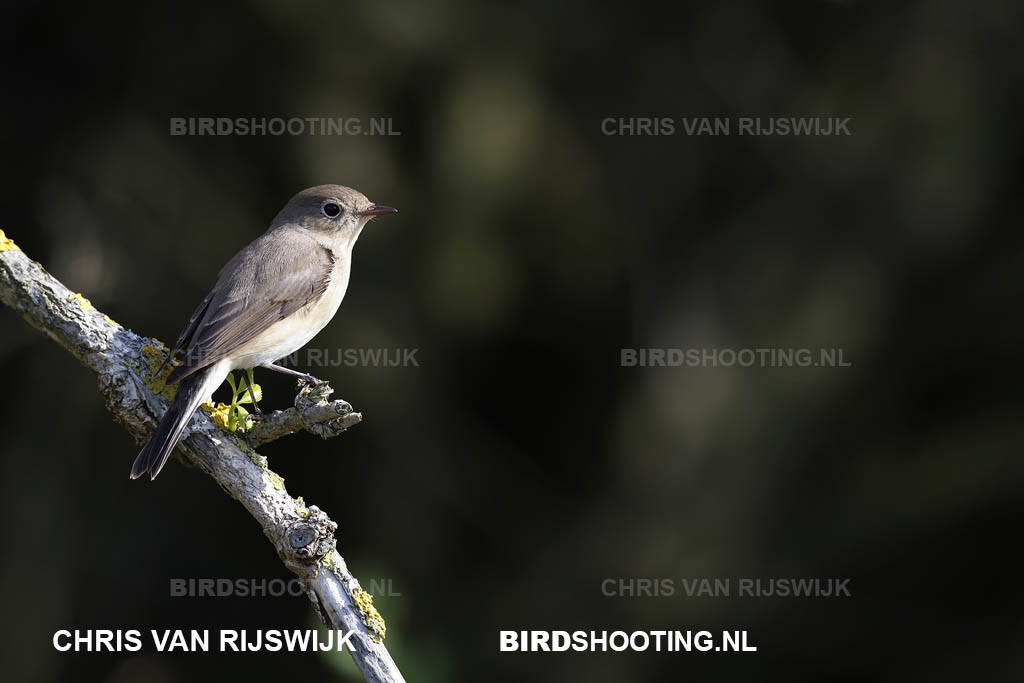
[227,258,351,369]
[299,260,351,331]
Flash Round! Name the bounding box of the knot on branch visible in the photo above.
[3,239,406,682]
[296,381,360,438]
[285,505,338,562]
[244,380,362,446]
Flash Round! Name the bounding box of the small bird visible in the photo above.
[131,185,396,480]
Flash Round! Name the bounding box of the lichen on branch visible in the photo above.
[0,236,403,683]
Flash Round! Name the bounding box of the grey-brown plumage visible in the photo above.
[165,229,336,383]
[131,184,397,480]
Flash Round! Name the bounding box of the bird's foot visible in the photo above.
[294,373,324,402]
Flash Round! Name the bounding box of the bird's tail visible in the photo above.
[131,363,222,480]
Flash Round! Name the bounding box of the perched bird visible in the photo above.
[131,185,396,480]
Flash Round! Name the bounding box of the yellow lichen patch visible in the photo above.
[142,343,177,400]
[68,292,94,311]
[247,451,268,468]
[0,229,19,252]
[202,399,232,430]
[103,315,119,327]
[267,471,286,491]
[142,342,168,358]
[351,586,387,642]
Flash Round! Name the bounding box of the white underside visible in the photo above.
[214,258,351,383]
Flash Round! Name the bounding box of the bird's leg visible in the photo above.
[245,367,262,415]
[260,362,324,402]
[261,362,319,384]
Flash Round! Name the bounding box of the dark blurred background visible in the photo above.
[2,1,1022,681]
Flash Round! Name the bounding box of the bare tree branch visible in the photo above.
[246,381,363,447]
[0,233,405,683]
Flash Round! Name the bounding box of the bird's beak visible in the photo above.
[356,204,398,217]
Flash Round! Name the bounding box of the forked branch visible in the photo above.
[0,233,404,683]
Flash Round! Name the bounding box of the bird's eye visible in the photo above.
[322,202,343,218]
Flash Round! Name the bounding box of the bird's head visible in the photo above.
[271,184,397,247]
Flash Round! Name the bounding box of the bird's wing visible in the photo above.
[166,229,335,383]
[169,290,214,355]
